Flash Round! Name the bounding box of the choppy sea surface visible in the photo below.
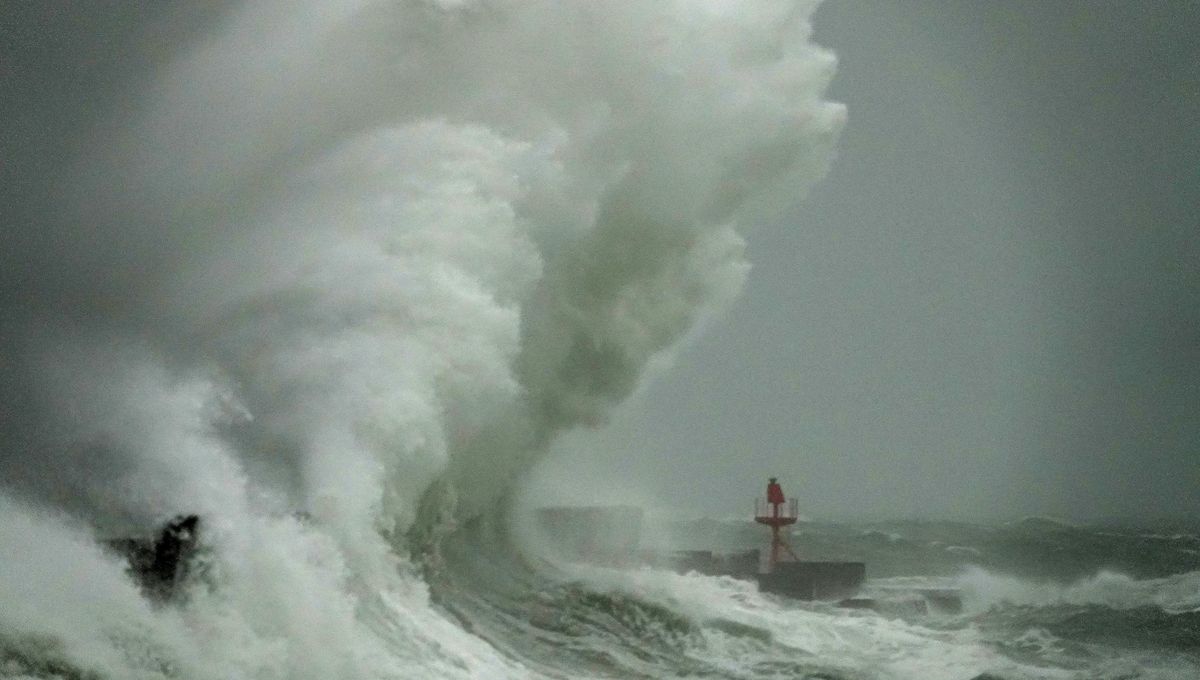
[433,516,1200,680]
[3,511,1199,680]
[1,2,1196,679]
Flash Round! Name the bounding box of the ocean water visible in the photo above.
[6,507,1197,680]
[0,1,1195,679]
[427,516,1200,680]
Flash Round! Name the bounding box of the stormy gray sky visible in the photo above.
[531,0,1200,522]
[1,1,1196,527]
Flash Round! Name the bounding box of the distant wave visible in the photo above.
[957,566,1200,615]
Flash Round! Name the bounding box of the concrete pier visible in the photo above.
[533,505,869,602]
[756,561,866,600]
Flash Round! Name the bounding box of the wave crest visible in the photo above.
[957,566,1200,615]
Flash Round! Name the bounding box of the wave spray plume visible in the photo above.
[0,1,842,678]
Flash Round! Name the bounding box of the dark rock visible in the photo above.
[106,514,201,599]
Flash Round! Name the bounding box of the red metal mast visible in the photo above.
[753,477,800,570]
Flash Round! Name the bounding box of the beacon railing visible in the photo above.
[754,497,798,520]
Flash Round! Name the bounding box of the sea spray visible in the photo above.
[0,1,842,678]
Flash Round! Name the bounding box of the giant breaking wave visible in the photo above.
[0,1,842,678]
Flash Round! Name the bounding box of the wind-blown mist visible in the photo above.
[0,1,840,677]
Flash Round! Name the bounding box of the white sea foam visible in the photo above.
[957,566,1200,615]
[567,564,1076,680]
[0,1,841,678]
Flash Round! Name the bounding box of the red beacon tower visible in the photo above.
[754,477,800,570]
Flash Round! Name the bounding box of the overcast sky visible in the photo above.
[530,0,1200,522]
[2,1,1196,525]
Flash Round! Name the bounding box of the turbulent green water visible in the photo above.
[1,2,1194,679]
[432,516,1200,680]
[1,513,1196,680]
